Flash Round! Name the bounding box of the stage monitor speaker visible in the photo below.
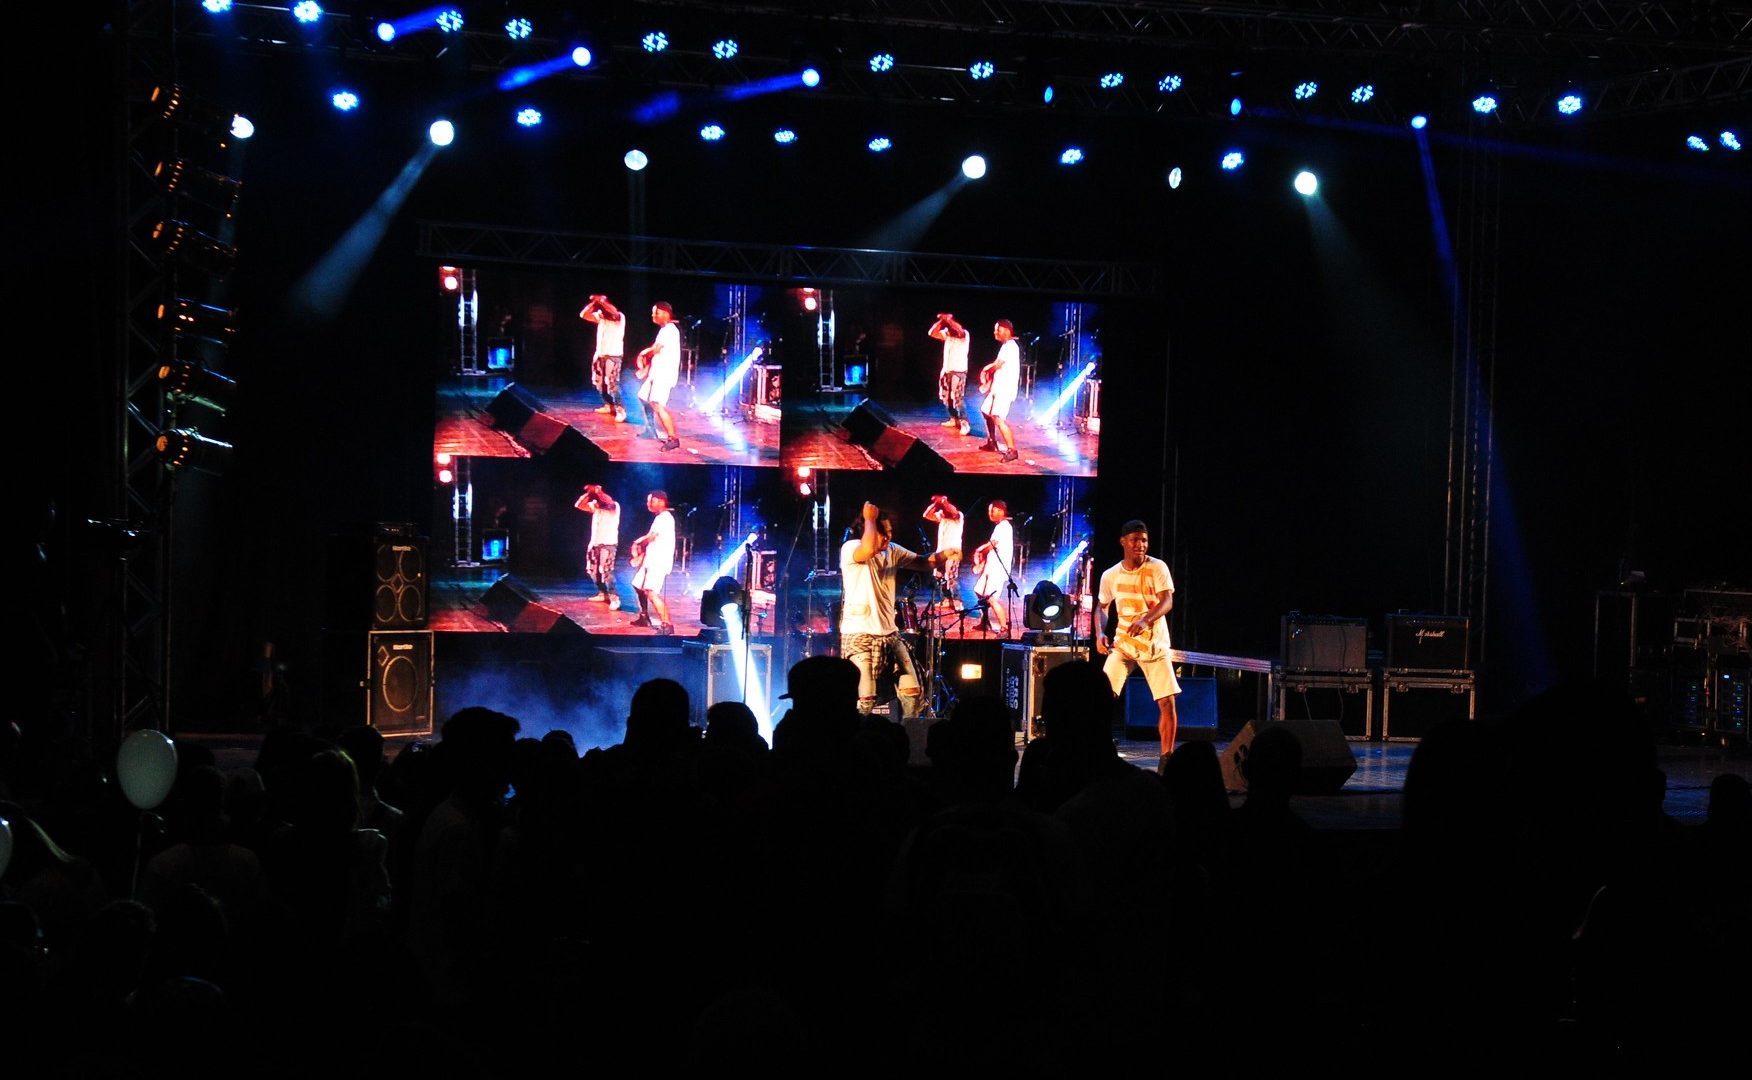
[486,384,608,469]
[481,575,587,634]
[1124,674,1218,741]
[841,399,953,474]
[321,630,434,736]
[326,525,427,631]
[1218,719,1357,795]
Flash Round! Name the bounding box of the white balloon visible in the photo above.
[0,816,12,880]
[117,729,178,810]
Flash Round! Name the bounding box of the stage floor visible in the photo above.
[784,396,1097,476]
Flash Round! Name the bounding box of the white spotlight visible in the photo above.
[1293,170,1319,196]
[624,149,649,171]
[961,154,987,180]
[429,119,455,147]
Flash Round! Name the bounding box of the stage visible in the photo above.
[784,396,1097,476]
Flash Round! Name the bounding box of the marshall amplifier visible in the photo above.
[1385,613,1471,673]
[1280,614,1368,673]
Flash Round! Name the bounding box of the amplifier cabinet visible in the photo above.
[1385,613,1471,673]
[1280,614,1368,673]
[1380,673,1476,742]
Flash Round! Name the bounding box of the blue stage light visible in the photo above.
[1036,362,1097,423]
[516,108,542,127]
[713,38,739,60]
[870,52,894,72]
[572,46,592,67]
[1048,539,1089,585]
[1687,135,1710,151]
[230,115,255,139]
[773,128,797,144]
[436,9,462,32]
[1059,147,1084,165]
[376,21,395,42]
[969,60,995,80]
[1410,114,1429,129]
[1294,81,1318,100]
[1221,150,1244,170]
[868,136,892,152]
[801,67,821,88]
[642,31,668,53]
[506,18,532,40]
[700,124,725,142]
[961,155,987,180]
[292,1,322,24]
[1167,166,1182,189]
[1042,84,1054,104]
[1230,97,1243,116]
[624,149,648,171]
[429,120,455,147]
[1294,170,1319,196]
[202,0,232,12]
[1722,131,1741,150]
[1472,94,1498,114]
[331,91,359,112]
[1351,84,1374,104]
[1557,94,1582,115]
[699,349,765,413]
[1158,74,1182,93]
[1100,72,1125,89]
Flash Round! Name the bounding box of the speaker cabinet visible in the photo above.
[326,526,427,631]
[1280,614,1367,673]
[481,575,586,634]
[1219,719,1358,795]
[841,399,953,474]
[323,630,433,736]
[1384,613,1471,673]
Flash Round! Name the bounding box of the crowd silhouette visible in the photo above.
[1,659,1746,1074]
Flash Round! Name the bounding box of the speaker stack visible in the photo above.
[840,399,953,474]
[323,523,434,735]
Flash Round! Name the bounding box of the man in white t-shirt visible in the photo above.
[972,500,1015,637]
[573,484,622,610]
[578,294,627,423]
[978,319,1022,463]
[1095,519,1181,759]
[634,301,683,452]
[841,501,957,717]
[928,313,972,436]
[922,494,964,598]
[628,490,677,634]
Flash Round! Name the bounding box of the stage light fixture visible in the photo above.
[1410,114,1429,129]
[1351,84,1374,104]
[1294,170,1319,196]
[870,52,894,72]
[572,46,592,67]
[1100,72,1125,89]
[429,119,455,146]
[436,9,462,32]
[1042,84,1055,104]
[868,136,892,152]
[1025,580,1073,633]
[801,67,821,88]
[774,128,797,144]
[149,84,248,140]
[1721,131,1741,150]
[958,663,983,681]
[231,115,254,139]
[437,466,455,485]
[701,575,749,630]
[332,90,359,112]
[157,297,237,346]
[1687,135,1710,152]
[1557,94,1582,116]
[969,60,994,80]
[1294,81,1318,100]
[961,154,987,180]
[1221,150,1244,170]
[150,220,237,274]
[844,360,868,386]
[292,1,322,24]
[642,31,668,53]
[624,149,649,170]
[1059,147,1084,165]
[377,22,396,42]
[1472,94,1498,114]
[1167,166,1183,189]
[202,0,231,12]
[1158,74,1182,93]
[516,108,542,127]
[158,361,238,414]
[700,123,725,141]
[506,18,532,40]
[1230,97,1243,116]
[152,159,241,214]
[439,265,461,292]
[156,429,234,476]
[713,38,739,60]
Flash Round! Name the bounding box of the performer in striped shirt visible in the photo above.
[1095,519,1180,759]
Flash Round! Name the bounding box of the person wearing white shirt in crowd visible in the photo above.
[634,301,683,452]
[573,484,622,610]
[628,490,677,634]
[840,501,957,717]
[578,294,627,422]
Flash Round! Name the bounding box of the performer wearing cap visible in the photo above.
[634,301,683,452]
[579,294,627,422]
[928,313,972,436]
[841,501,957,717]
[977,319,1022,463]
[1095,519,1180,759]
[628,490,677,635]
[971,500,1014,636]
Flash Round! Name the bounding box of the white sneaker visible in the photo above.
[958,420,971,436]
[608,596,622,610]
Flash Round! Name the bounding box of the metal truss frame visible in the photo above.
[417,222,1163,298]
